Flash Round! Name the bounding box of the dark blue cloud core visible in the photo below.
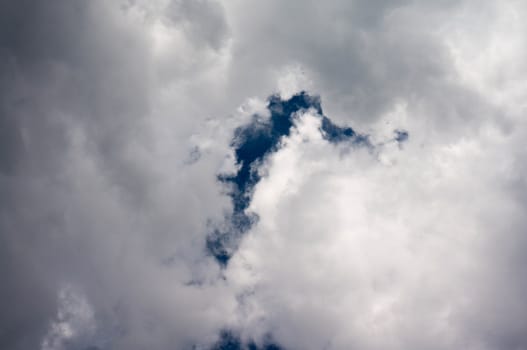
[206,92,374,266]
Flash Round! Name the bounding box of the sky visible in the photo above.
[1,1,527,349]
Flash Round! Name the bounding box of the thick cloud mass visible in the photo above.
[208,92,368,266]
[1,0,527,350]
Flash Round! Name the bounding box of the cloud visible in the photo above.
[209,92,369,266]
[40,286,98,350]
[0,0,526,349]
[0,1,233,349]
[226,105,527,350]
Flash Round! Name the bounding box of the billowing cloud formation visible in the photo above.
[209,92,369,266]
[226,107,527,350]
[1,0,527,350]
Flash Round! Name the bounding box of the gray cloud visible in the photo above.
[167,0,229,50]
[0,1,229,349]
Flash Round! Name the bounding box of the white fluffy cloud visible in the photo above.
[226,106,527,350]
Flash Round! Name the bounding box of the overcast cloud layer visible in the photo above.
[1,1,527,349]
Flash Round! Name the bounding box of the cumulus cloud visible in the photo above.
[1,0,527,349]
[226,105,527,349]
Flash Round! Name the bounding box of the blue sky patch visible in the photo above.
[209,330,283,350]
[206,92,376,266]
